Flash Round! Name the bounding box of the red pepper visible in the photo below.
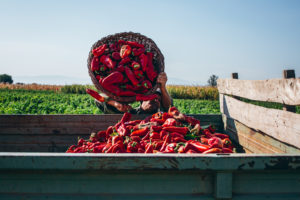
[86,88,105,102]
[125,67,139,86]
[201,137,209,145]
[160,134,170,152]
[116,65,126,73]
[127,141,140,153]
[115,112,132,129]
[132,47,145,56]
[185,116,201,126]
[130,127,149,137]
[91,57,100,71]
[145,143,153,153]
[103,84,122,95]
[117,123,130,137]
[141,80,152,90]
[120,45,132,58]
[170,132,184,138]
[172,137,187,143]
[112,135,123,145]
[185,141,210,153]
[99,65,107,72]
[131,61,141,71]
[162,126,189,136]
[97,130,107,141]
[151,126,162,132]
[126,41,145,48]
[146,52,157,82]
[103,56,115,69]
[101,71,123,86]
[162,118,177,127]
[222,148,233,153]
[160,130,168,139]
[139,53,148,72]
[150,132,160,140]
[222,138,233,150]
[212,133,229,139]
[203,148,223,154]
[208,137,223,149]
[109,43,118,52]
[92,44,107,57]
[106,126,114,138]
[119,57,131,65]
[164,143,176,153]
[136,94,158,101]
[93,143,106,153]
[112,52,121,60]
[134,70,144,79]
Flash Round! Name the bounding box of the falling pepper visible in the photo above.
[86,88,105,102]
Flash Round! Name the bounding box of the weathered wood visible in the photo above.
[283,69,297,112]
[217,78,300,105]
[220,94,300,149]
[222,114,300,154]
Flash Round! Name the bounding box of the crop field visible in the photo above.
[0,89,220,114]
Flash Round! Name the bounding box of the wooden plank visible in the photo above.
[217,78,300,105]
[1,153,300,171]
[222,114,300,154]
[0,114,223,134]
[220,94,300,149]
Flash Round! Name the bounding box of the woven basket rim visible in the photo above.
[87,32,165,103]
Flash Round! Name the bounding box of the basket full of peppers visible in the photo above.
[66,107,235,154]
[87,32,164,103]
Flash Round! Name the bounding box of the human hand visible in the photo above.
[156,72,168,88]
[114,101,132,113]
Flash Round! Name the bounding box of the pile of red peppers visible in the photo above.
[66,107,235,154]
[90,40,159,101]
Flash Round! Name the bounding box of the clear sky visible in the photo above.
[0,0,300,85]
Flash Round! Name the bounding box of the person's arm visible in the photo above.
[107,100,132,113]
[156,72,172,110]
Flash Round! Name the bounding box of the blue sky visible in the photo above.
[0,0,299,85]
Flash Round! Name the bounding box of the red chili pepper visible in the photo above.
[117,123,129,137]
[160,130,168,139]
[170,132,184,138]
[115,112,132,128]
[92,44,107,57]
[86,88,105,102]
[134,70,144,79]
[97,130,107,141]
[112,135,123,145]
[184,141,209,153]
[162,126,189,136]
[150,118,165,125]
[172,137,187,143]
[168,107,180,117]
[201,137,209,145]
[139,53,148,72]
[208,137,223,149]
[145,143,153,153]
[203,148,223,154]
[125,67,139,86]
[101,71,123,87]
[162,118,177,127]
[109,43,118,52]
[112,52,121,60]
[160,134,170,152]
[131,61,141,71]
[130,127,149,137]
[146,52,157,82]
[136,94,158,101]
[127,141,140,153]
[106,126,114,138]
[141,80,152,90]
[132,47,145,56]
[212,133,229,139]
[222,148,233,153]
[222,138,233,150]
[151,126,162,132]
[93,143,106,153]
[119,57,131,65]
[103,84,122,96]
[164,143,176,153]
[120,45,132,58]
[103,56,115,69]
[99,65,107,72]
[126,41,145,48]
[185,116,201,126]
[116,65,126,73]
[91,57,100,71]
[150,132,160,140]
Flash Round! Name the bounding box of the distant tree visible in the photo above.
[0,74,13,84]
[207,74,218,87]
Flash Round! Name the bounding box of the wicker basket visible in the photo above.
[87,32,165,103]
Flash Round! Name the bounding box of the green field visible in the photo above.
[0,89,220,114]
